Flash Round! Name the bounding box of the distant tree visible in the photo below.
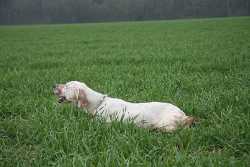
[0,0,13,24]
[248,0,250,15]
[226,0,231,16]
[0,0,250,24]
[92,0,104,5]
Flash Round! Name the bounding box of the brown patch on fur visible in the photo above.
[78,89,89,107]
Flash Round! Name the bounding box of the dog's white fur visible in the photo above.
[54,81,194,132]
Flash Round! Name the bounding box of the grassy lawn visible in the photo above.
[0,17,250,166]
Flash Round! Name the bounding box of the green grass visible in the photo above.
[0,16,250,166]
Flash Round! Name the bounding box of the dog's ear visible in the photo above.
[76,89,88,107]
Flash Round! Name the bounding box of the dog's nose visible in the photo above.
[58,96,66,103]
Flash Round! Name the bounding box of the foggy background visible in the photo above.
[0,0,249,25]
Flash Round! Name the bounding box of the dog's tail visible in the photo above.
[184,116,198,127]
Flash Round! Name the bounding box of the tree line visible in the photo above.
[0,0,249,24]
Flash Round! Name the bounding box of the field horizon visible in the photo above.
[0,16,250,166]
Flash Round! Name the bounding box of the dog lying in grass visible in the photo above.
[53,81,195,132]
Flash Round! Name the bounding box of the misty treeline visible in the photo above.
[0,0,249,24]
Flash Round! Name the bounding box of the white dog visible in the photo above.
[53,81,195,132]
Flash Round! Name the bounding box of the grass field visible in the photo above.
[0,17,250,166]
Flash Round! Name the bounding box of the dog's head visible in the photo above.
[53,81,88,107]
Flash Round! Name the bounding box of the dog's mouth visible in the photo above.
[58,96,66,103]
